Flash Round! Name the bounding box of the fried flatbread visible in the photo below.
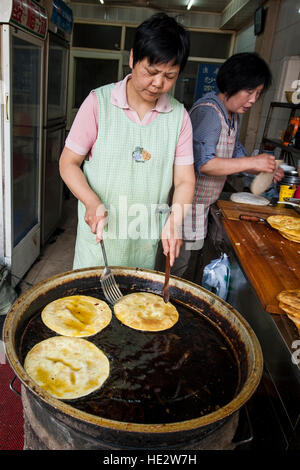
[287,315,300,333]
[278,231,300,243]
[267,215,300,242]
[277,290,300,309]
[24,336,110,399]
[278,301,300,318]
[114,292,179,332]
[41,295,111,337]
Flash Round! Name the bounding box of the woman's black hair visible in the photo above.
[216,52,272,97]
[132,13,190,73]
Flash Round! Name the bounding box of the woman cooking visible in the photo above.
[174,52,284,277]
[59,13,195,271]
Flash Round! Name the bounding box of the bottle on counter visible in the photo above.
[294,185,300,198]
[283,117,300,146]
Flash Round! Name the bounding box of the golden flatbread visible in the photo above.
[277,290,300,309]
[278,231,300,243]
[114,292,179,332]
[287,315,300,334]
[279,301,300,318]
[276,289,300,335]
[267,215,300,232]
[41,295,111,337]
[267,215,300,243]
[24,336,110,399]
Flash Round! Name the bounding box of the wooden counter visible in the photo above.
[217,199,300,345]
[217,199,300,314]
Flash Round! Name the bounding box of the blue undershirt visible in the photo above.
[190,92,248,175]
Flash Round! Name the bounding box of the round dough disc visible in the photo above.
[24,336,110,399]
[114,292,179,332]
[230,192,270,205]
[41,295,112,337]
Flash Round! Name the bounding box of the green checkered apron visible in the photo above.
[73,83,184,270]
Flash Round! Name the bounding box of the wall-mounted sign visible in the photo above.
[0,0,47,39]
[195,62,222,101]
[254,6,266,36]
[50,0,73,34]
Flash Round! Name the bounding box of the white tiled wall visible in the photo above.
[256,0,300,156]
[232,0,300,159]
[276,0,300,31]
[233,23,256,54]
[232,23,256,132]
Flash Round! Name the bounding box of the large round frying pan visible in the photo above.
[3,267,263,449]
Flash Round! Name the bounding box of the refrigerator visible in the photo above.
[0,0,48,286]
[41,0,73,246]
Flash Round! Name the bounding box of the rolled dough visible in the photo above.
[250,160,283,196]
[230,192,270,205]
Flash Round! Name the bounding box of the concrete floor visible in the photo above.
[18,195,78,295]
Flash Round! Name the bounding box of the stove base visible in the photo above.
[22,386,239,451]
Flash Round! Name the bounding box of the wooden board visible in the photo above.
[221,218,300,314]
[217,199,298,221]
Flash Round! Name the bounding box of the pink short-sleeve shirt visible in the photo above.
[66,74,193,165]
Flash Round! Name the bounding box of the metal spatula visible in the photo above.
[100,239,123,305]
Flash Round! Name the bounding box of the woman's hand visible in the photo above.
[84,202,108,242]
[161,212,182,267]
[273,166,284,183]
[200,154,281,177]
[250,155,284,181]
[161,163,195,266]
[250,153,277,173]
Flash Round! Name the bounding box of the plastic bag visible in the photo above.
[0,265,18,316]
[202,253,230,300]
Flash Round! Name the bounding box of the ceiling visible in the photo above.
[67,0,266,30]
[68,0,240,14]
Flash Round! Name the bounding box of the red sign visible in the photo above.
[11,0,47,39]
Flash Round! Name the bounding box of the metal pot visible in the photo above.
[281,170,300,186]
[3,267,263,449]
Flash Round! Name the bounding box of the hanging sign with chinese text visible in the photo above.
[50,0,73,34]
[0,0,48,39]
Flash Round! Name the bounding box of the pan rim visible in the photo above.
[3,266,263,434]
